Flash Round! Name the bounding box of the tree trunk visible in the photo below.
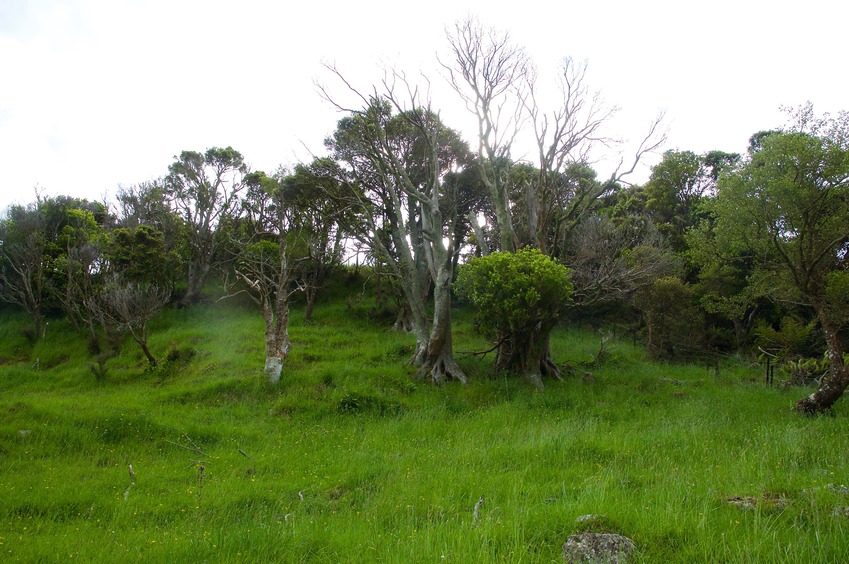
[182,259,211,306]
[418,265,466,384]
[264,355,283,385]
[137,339,157,367]
[393,300,415,332]
[495,321,560,389]
[795,305,849,414]
[263,297,289,385]
[31,310,43,342]
[304,284,317,322]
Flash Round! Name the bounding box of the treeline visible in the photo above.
[1,18,847,414]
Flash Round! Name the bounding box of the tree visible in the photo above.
[0,195,109,340]
[524,58,665,254]
[564,214,679,308]
[115,180,185,273]
[442,16,529,253]
[107,224,177,287]
[644,149,738,253]
[444,18,665,379]
[633,277,703,359]
[321,67,470,383]
[0,203,50,338]
[225,171,295,384]
[687,222,762,351]
[281,159,352,321]
[712,109,849,413]
[52,206,106,342]
[455,248,573,388]
[165,147,247,306]
[89,277,171,367]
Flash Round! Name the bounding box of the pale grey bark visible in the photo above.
[227,185,293,385]
[443,16,529,253]
[321,65,467,383]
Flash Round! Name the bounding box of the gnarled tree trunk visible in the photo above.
[418,262,466,384]
[495,320,560,389]
[795,305,849,414]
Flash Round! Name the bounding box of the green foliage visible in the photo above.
[643,149,737,253]
[713,130,849,303]
[634,277,704,359]
[454,248,572,339]
[781,356,829,385]
[108,225,177,286]
[754,317,818,358]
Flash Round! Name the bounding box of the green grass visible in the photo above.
[1,290,849,562]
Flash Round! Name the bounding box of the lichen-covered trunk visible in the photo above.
[795,304,849,414]
[409,301,430,370]
[264,229,291,385]
[263,296,290,385]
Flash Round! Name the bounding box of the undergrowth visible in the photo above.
[0,288,848,562]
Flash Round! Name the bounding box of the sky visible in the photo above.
[1,0,847,212]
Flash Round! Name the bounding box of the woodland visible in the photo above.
[1,18,849,561]
[3,19,848,412]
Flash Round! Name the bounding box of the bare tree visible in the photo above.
[90,278,171,367]
[444,18,666,256]
[565,215,679,306]
[442,16,530,253]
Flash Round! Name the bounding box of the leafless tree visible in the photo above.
[90,278,171,367]
[565,215,679,306]
[444,17,666,256]
[442,16,530,252]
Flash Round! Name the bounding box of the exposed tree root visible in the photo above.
[419,352,467,385]
[795,365,849,415]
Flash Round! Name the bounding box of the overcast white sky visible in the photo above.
[1,0,847,212]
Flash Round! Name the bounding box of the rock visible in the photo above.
[725,496,757,510]
[575,514,603,523]
[563,532,635,563]
[828,483,849,496]
[725,493,790,511]
[832,506,849,518]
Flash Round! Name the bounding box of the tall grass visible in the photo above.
[1,287,848,562]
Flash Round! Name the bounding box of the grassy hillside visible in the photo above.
[1,282,848,562]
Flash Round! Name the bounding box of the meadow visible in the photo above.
[1,280,848,562]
